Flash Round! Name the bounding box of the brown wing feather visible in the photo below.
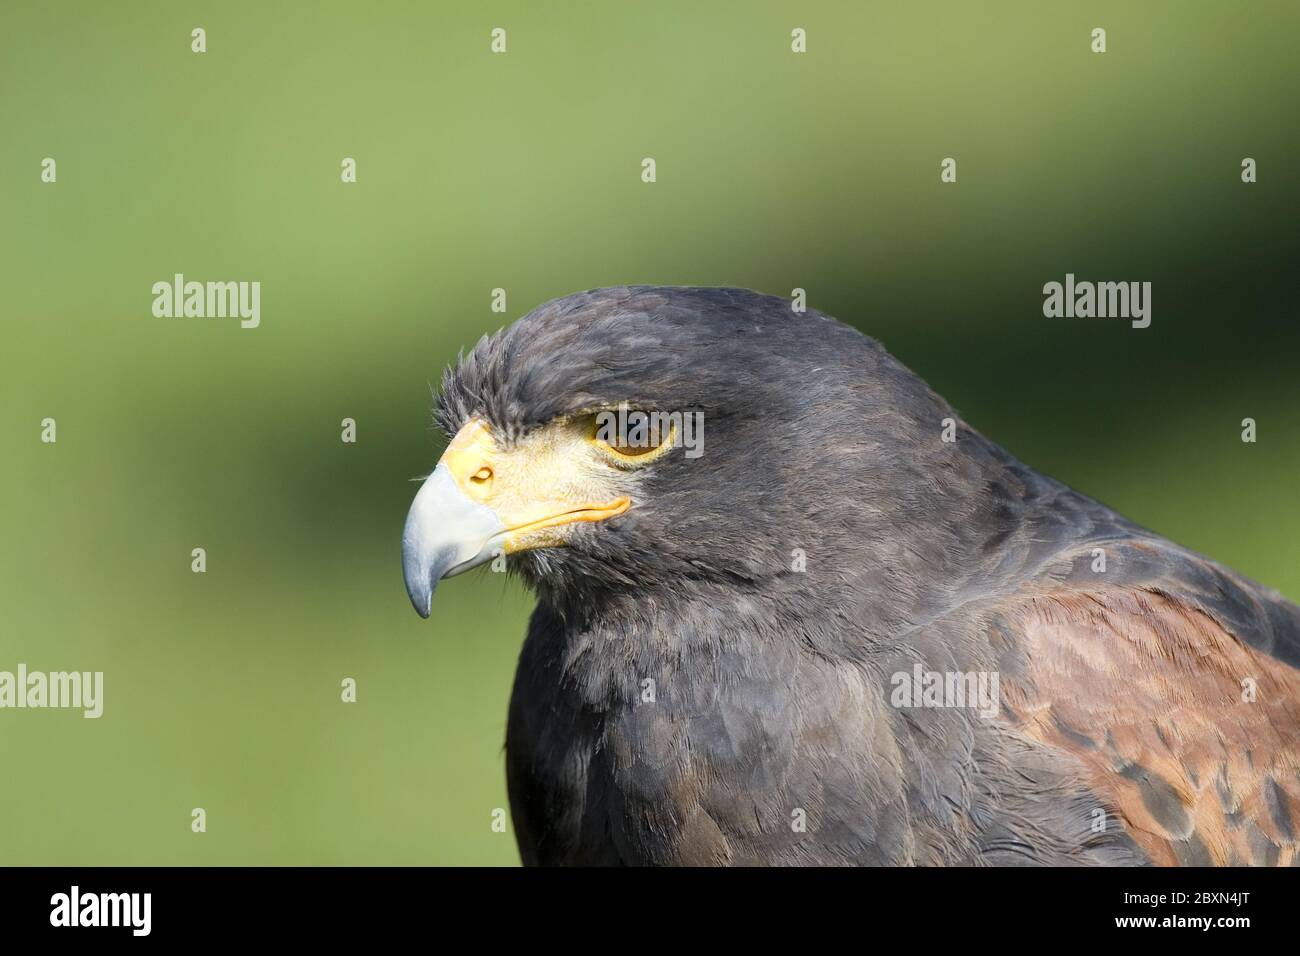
[1000,584,1300,866]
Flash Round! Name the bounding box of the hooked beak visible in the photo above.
[401,418,631,619]
[401,463,505,618]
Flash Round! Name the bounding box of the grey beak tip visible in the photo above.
[401,463,505,620]
[402,546,435,620]
[403,558,436,619]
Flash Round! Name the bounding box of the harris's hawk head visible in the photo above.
[401,285,957,618]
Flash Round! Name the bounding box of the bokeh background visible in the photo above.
[1,1,1296,865]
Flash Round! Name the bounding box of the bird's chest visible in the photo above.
[508,628,825,865]
[543,691,770,865]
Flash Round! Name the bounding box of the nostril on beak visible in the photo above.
[471,466,493,484]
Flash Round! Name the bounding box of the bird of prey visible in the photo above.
[401,286,1300,866]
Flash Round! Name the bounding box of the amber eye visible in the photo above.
[613,441,661,457]
[589,410,676,463]
[606,430,664,456]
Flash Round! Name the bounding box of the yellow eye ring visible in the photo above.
[588,413,677,467]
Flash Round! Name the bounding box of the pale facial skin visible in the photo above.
[401,413,675,616]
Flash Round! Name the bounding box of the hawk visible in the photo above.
[402,286,1300,866]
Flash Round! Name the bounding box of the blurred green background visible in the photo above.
[1,1,1296,865]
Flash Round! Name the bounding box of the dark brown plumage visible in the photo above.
[406,285,1300,865]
